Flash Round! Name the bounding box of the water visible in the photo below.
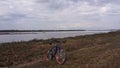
[0,31,110,43]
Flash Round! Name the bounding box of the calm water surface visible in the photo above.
[0,31,110,43]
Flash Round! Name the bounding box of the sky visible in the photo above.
[0,0,120,30]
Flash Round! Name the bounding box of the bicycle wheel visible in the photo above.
[46,47,57,61]
[46,50,52,61]
[55,49,66,64]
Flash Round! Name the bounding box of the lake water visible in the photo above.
[0,31,110,43]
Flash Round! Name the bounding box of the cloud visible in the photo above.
[0,0,120,30]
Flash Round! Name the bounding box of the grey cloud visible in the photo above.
[35,0,50,3]
[75,0,120,6]
[0,0,120,30]
[35,0,81,10]
[0,13,26,21]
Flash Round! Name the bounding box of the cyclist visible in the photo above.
[48,40,61,60]
[46,40,66,64]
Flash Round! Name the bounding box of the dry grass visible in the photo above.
[0,31,120,68]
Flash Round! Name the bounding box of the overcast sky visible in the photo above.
[0,0,120,30]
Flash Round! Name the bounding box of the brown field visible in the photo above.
[0,31,120,68]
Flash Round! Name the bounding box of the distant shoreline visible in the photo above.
[0,32,37,35]
[0,30,113,35]
[0,29,119,33]
[0,30,85,35]
[0,30,86,32]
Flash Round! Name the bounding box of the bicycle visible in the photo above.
[46,41,66,65]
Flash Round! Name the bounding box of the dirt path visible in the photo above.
[11,58,45,68]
